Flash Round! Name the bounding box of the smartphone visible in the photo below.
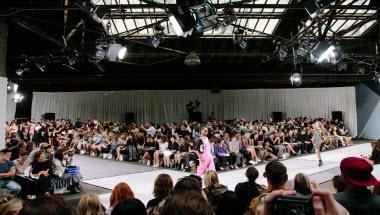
[273,195,314,215]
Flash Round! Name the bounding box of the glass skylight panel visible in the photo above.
[264,19,279,34]
[345,20,377,37]
[256,19,269,32]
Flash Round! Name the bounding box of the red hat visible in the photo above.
[340,157,378,187]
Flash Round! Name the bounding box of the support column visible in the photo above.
[0,18,8,149]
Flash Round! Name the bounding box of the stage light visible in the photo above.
[310,41,343,64]
[184,52,201,66]
[12,93,24,103]
[290,73,302,86]
[94,41,127,61]
[150,25,164,48]
[168,5,195,37]
[304,1,320,19]
[233,29,247,50]
[190,2,218,33]
[35,63,47,72]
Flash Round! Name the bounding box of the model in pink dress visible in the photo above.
[196,127,215,176]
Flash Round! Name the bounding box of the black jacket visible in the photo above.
[334,186,380,215]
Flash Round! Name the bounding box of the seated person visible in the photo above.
[141,136,157,165]
[153,136,169,167]
[51,149,82,194]
[0,149,21,195]
[28,151,52,197]
[214,138,233,170]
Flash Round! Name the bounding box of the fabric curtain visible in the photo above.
[31,87,357,136]
[7,96,16,121]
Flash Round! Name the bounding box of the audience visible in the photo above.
[247,160,288,214]
[4,117,377,215]
[202,170,228,211]
[111,198,146,215]
[332,175,346,193]
[234,167,263,211]
[0,197,23,215]
[108,182,134,214]
[77,193,104,215]
[334,157,380,214]
[160,191,214,215]
[0,149,21,195]
[373,181,380,196]
[20,196,74,215]
[293,173,314,196]
[146,174,173,214]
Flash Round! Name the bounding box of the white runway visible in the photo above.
[82,143,375,207]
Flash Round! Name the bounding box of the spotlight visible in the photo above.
[168,5,195,37]
[15,68,24,76]
[290,73,302,86]
[184,52,201,66]
[190,2,218,33]
[310,41,343,64]
[67,54,78,66]
[12,93,24,103]
[304,1,320,19]
[94,41,127,62]
[150,25,164,48]
[233,29,247,50]
[35,63,47,72]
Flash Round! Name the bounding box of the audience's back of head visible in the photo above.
[173,176,202,194]
[246,166,259,182]
[332,175,346,193]
[153,174,173,199]
[204,170,219,188]
[77,193,104,215]
[0,197,23,215]
[264,160,288,189]
[111,198,146,215]
[160,191,214,215]
[20,196,73,215]
[294,173,312,195]
[110,182,134,208]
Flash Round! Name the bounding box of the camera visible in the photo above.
[273,195,314,215]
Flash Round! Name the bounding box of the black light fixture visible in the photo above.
[215,4,236,34]
[168,5,195,37]
[190,2,218,33]
[233,29,247,49]
[94,40,127,62]
[310,41,343,64]
[290,72,302,87]
[35,63,47,72]
[15,59,30,76]
[91,5,110,23]
[150,25,165,48]
[184,52,201,66]
[304,1,320,19]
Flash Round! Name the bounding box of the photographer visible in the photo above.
[255,189,349,215]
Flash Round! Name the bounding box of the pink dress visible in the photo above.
[197,137,215,176]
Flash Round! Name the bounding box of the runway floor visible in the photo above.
[75,142,376,207]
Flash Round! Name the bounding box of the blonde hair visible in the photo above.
[204,170,219,188]
[294,173,312,195]
[77,193,104,215]
[0,198,23,215]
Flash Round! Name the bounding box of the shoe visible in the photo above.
[249,160,257,165]
[219,167,225,171]
[318,160,323,167]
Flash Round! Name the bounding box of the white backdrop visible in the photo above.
[31,87,358,136]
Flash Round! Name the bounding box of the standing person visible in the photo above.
[196,127,215,176]
[334,157,380,214]
[312,121,325,167]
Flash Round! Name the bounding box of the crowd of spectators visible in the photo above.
[1,155,379,215]
[2,117,380,215]
[5,117,353,173]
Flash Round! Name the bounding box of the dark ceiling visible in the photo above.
[3,0,380,91]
